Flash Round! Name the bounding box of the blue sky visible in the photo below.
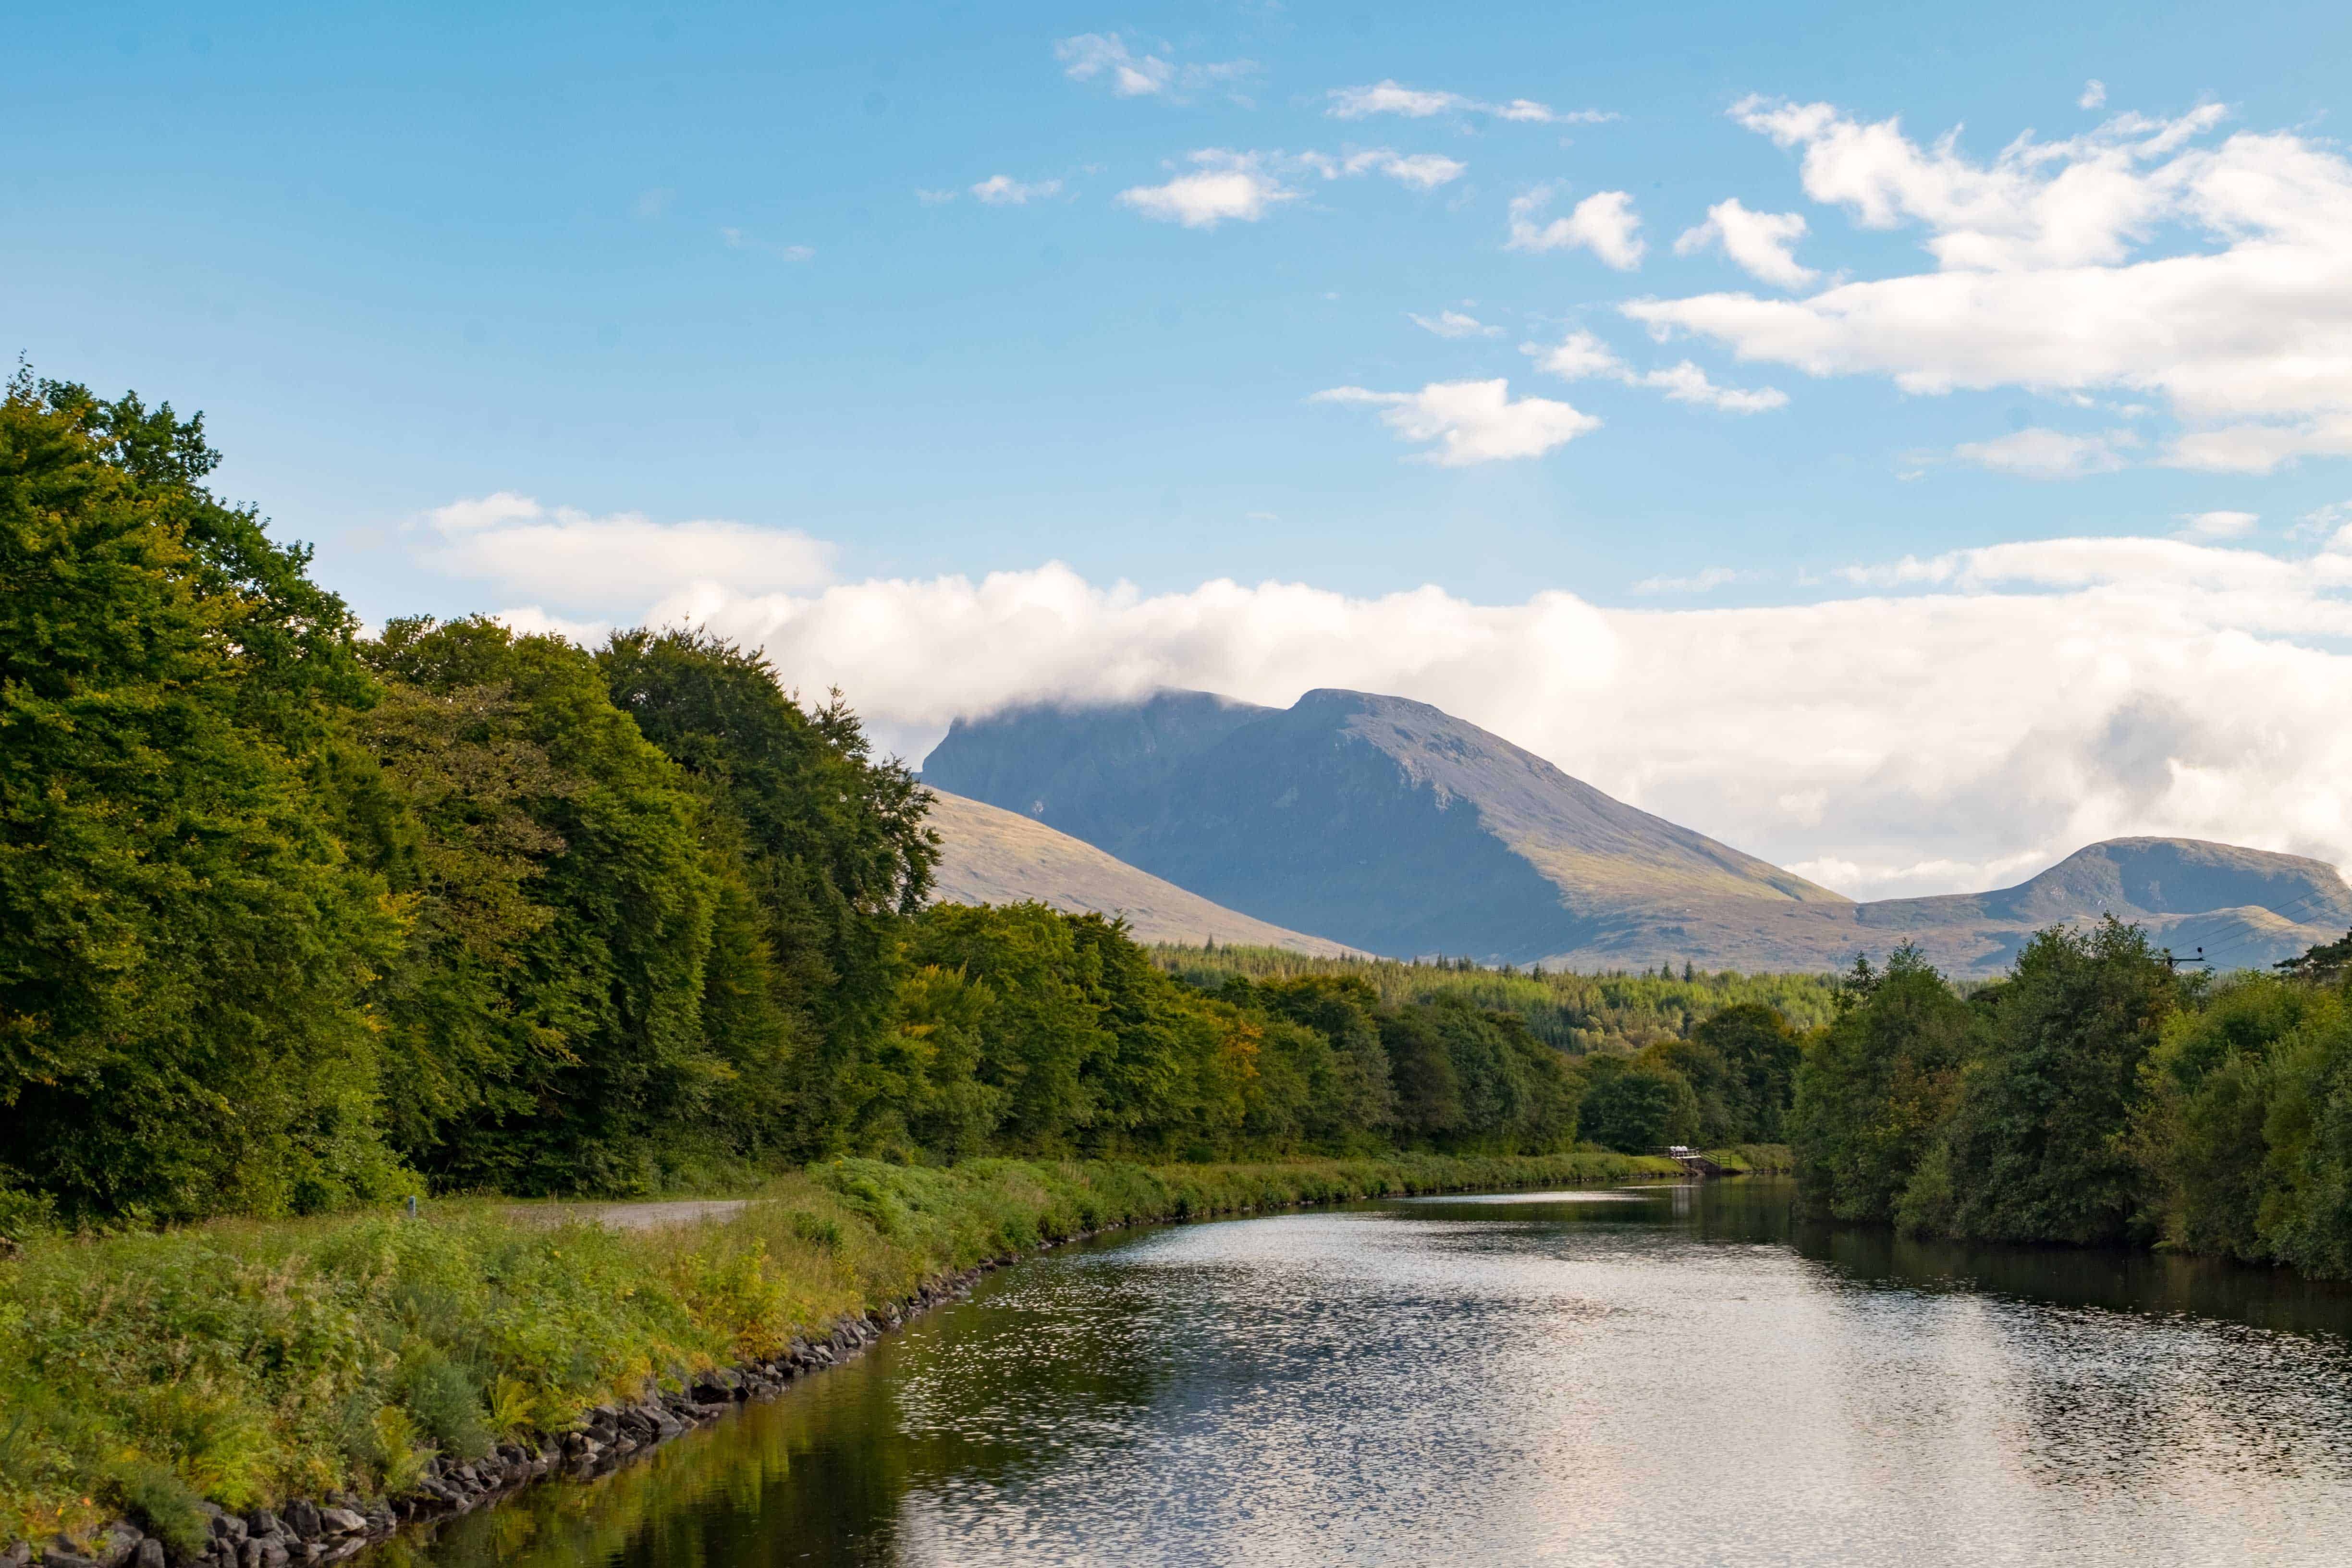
[11,0,2352,896]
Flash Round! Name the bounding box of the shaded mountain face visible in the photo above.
[923,787,1358,957]
[924,688,2352,977]
[922,687,1842,962]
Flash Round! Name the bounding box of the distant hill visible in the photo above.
[1591,836,2352,977]
[924,690,2352,977]
[924,787,1359,957]
[923,687,1843,962]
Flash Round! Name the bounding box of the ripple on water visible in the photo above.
[410,1183,2352,1568]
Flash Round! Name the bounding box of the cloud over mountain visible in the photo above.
[437,495,2352,903]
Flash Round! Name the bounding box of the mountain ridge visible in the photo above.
[923,688,2351,975]
[925,687,1843,961]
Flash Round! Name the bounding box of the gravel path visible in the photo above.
[510,1198,755,1231]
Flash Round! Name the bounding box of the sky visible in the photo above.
[10,0,2352,901]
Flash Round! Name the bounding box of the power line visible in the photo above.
[2168,884,2352,970]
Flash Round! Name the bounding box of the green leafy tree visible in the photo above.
[1251,974,1395,1145]
[1789,945,1974,1222]
[0,375,404,1219]
[317,679,569,1164]
[596,629,935,1155]
[876,966,1010,1159]
[1911,919,2177,1243]
[362,617,727,1192]
[1380,1006,1464,1142]
[2251,996,2352,1276]
[1689,1002,1803,1141]
[906,902,1111,1151]
[2135,973,2320,1261]
[1578,1057,1696,1152]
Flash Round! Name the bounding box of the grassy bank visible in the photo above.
[0,1150,1687,1554]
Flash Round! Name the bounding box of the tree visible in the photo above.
[1911,919,2177,1244]
[2135,973,2319,1261]
[1381,1007,1463,1142]
[1690,1003,1803,1141]
[362,617,729,1193]
[1253,974,1395,1142]
[1789,945,1973,1222]
[596,629,935,1155]
[0,375,404,1219]
[1579,1057,1696,1152]
[906,902,1110,1151]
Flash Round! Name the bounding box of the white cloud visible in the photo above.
[1409,309,1501,339]
[2166,416,2352,474]
[1119,147,1462,228]
[1507,187,1645,269]
[2080,79,2108,111]
[1673,198,1817,288]
[471,528,2352,900]
[2177,509,2259,539]
[419,492,833,613]
[1324,80,1613,125]
[1637,361,1790,413]
[1054,33,1254,100]
[1355,150,1468,189]
[2297,500,2352,539]
[1951,427,2136,478]
[1311,379,1601,464]
[915,188,959,205]
[1633,566,1747,593]
[1525,329,1629,380]
[972,174,1065,205]
[1624,97,2352,474]
[1118,151,1293,228]
[1523,330,1788,413]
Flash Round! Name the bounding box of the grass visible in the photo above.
[0,1148,1694,1554]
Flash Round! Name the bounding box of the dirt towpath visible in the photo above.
[508,1198,756,1231]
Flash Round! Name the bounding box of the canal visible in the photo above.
[407,1179,2352,1567]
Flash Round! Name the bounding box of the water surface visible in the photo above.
[413,1180,2352,1567]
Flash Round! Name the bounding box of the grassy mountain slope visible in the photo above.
[923,691,2349,977]
[924,688,1838,961]
[925,786,1358,956]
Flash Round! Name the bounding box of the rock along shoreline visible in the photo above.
[8,1164,1704,1568]
[12,1202,1283,1568]
[9,1256,1001,1568]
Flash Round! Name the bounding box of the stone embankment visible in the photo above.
[8,1267,987,1568]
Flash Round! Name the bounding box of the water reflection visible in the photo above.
[408,1180,2352,1568]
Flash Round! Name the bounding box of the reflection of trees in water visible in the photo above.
[404,1255,1190,1568]
[1796,1210,2352,1338]
[400,1187,2352,1568]
[2000,1306,2352,1491]
[1785,1193,2352,1505]
[392,1373,916,1568]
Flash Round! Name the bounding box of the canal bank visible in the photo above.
[0,1151,1687,1564]
[398,1179,2352,1568]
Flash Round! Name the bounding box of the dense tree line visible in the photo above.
[1159,946,1841,1053]
[1790,920,2352,1275]
[11,375,1789,1224]
[32,370,2349,1282]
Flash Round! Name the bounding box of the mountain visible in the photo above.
[1530,837,2352,976]
[924,690,2352,976]
[923,786,1358,956]
[923,687,1845,962]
